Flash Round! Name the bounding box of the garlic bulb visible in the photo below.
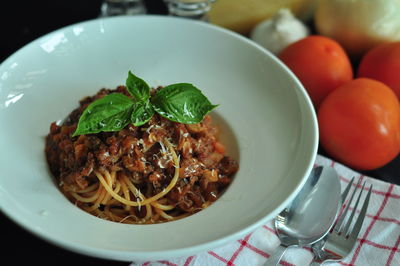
[250,9,309,55]
[315,0,400,58]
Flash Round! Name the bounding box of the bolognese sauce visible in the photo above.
[45,85,238,224]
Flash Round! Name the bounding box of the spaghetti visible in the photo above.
[45,86,239,224]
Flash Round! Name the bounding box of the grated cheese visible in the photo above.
[157,160,166,169]
[159,141,167,155]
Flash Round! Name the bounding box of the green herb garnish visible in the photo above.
[73,71,218,136]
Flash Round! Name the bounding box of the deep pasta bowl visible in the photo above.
[0,16,318,261]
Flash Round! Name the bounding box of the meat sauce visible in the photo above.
[45,86,239,219]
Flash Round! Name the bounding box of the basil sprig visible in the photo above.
[125,71,150,102]
[73,71,217,136]
[151,83,218,124]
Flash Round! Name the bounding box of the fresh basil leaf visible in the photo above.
[126,71,150,102]
[151,83,218,124]
[131,101,154,126]
[73,93,134,136]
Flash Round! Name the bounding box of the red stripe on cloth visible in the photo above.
[208,251,229,264]
[385,235,400,266]
[339,174,364,186]
[280,261,295,266]
[376,216,400,225]
[157,261,178,266]
[142,262,150,266]
[339,176,351,183]
[338,175,400,199]
[349,184,395,265]
[239,239,269,258]
[154,261,177,266]
[362,238,399,251]
[227,234,252,265]
[345,206,400,226]
[302,246,313,252]
[371,189,400,199]
[262,225,277,235]
[356,210,400,225]
[183,255,195,266]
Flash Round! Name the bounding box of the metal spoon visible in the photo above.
[264,166,341,266]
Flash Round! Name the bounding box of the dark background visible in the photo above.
[1,0,399,265]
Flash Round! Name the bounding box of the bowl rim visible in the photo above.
[0,15,319,261]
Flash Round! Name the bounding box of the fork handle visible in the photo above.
[263,245,287,266]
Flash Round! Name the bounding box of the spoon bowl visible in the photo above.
[264,166,341,265]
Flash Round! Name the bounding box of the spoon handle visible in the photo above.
[263,245,287,266]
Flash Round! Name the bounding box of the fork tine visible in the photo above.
[349,184,373,239]
[343,181,366,236]
[341,177,355,203]
[334,178,362,233]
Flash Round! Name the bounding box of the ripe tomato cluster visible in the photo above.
[279,36,400,170]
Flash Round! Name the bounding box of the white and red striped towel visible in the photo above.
[131,155,400,266]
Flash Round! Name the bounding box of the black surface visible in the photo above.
[0,1,399,265]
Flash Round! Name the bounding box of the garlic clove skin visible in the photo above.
[250,9,310,55]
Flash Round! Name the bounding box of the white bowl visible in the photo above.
[0,16,318,261]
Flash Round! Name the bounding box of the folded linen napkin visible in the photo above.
[131,155,400,266]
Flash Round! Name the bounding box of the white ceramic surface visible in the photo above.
[0,16,318,261]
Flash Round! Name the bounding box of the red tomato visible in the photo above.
[279,36,353,109]
[358,42,400,99]
[318,78,400,170]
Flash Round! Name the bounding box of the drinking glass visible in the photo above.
[163,0,216,21]
[100,0,146,16]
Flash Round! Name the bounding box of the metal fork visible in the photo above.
[310,177,373,265]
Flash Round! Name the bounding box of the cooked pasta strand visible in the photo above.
[151,201,175,211]
[71,188,101,203]
[119,177,131,211]
[94,139,180,207]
